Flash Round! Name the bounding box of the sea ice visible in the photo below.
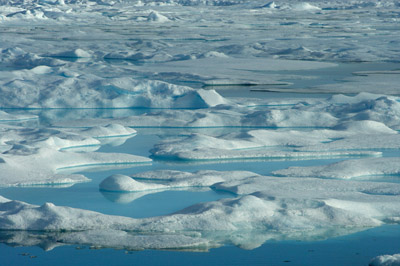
[149,121,393,161]
[0,69,229,108]
[51,93,400,130]
[370,254,400,266]
[273,157,400,179]
[0,124,150,187]
[1,0,400,257]
[1,169,400,250]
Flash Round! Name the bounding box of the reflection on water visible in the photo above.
[2,224,400,266]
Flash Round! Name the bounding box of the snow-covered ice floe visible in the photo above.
[370,254,400,266]
[1,169,400,250]
[0,124,150,187]
[52,93,400,129]
[273,157,400,180]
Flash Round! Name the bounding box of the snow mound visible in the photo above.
[0,72,230,108]
[100,174,165,192]
[147,11,170,22]
[51,48,92,58]
[293,2,321,11]
[81,124,136,138]
[259,1,278,9]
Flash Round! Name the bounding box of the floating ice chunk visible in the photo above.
[174,89,230,108]
[80,124,137,138]
[51,48,92,58]
[100,174,166,192]
[259,2,278,9]
[370,254,400,266]
[150,129,381,161]
[30,65,53,74]
[100,170,257,194]
[147,11,170,22]
[293,3,321,11]
[273,157,400,179]
[201,51,229,58]
[0,147,151,187]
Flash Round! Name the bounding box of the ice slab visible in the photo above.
[150,122,393,161]
[273,157,400,179]
[100,170,257,193]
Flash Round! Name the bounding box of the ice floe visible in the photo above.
[2,169,400,250]
[273,157,400,179]
[0,70,229,108]
[0,124,149,187]
[370,254,400,266]
[51,93,400,130]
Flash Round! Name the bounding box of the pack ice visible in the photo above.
[1,169,400,250]
[0,0,400,255]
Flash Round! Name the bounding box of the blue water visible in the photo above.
[1,225,399,266]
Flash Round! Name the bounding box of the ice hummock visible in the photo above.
[0,68,230,108]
